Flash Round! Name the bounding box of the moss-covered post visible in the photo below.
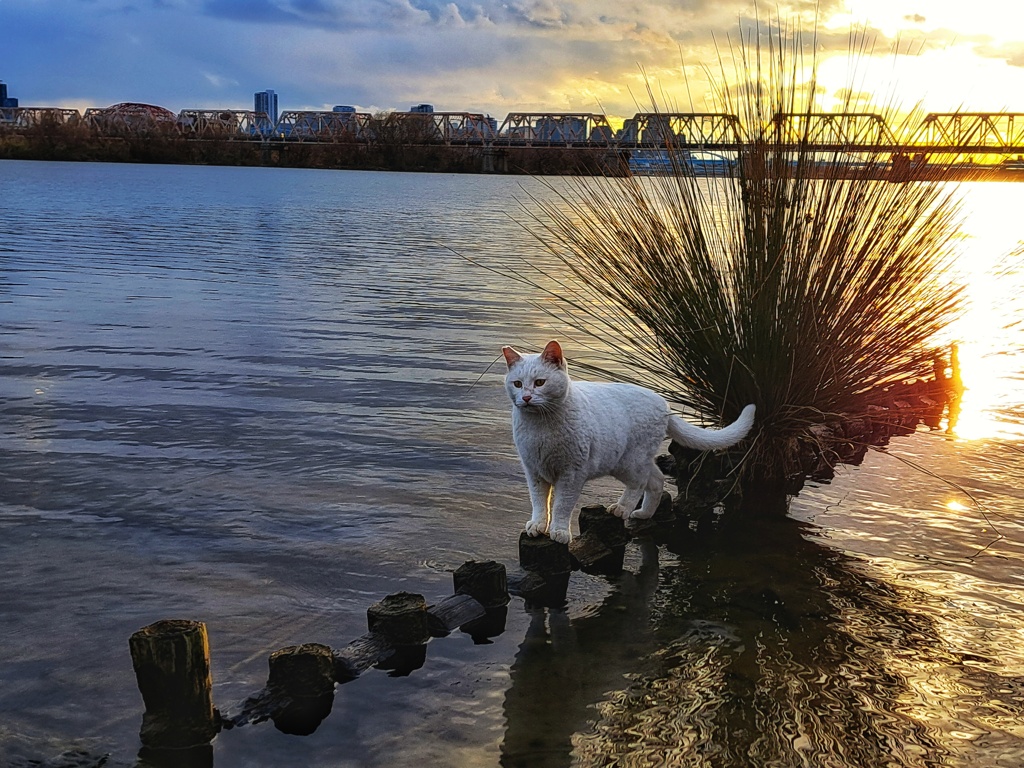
[367,592,430,676]
[129,619,218,750]
[266,643,336,735]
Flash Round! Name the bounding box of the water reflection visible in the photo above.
[500,489,1024,767]
[3,163,1024,767]
[944,183,1024,440]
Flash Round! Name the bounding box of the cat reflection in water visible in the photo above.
[502,340,755,544]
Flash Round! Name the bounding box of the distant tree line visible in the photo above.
[0,112,625,175]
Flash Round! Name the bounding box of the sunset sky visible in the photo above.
[3,0,1024,124]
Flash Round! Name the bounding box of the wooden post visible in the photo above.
[366,592,430,646]
[366,592,431,678]
[129,619,218,750]
[266,643,336,735]
[453,560,509,607]
[518,532,573,575]
[578,505,630,546]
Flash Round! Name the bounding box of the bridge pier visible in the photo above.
[482,147,508,173]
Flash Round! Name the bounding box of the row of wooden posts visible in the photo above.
[127,499,668,755]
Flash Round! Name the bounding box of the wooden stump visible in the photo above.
[268,643,335,698]
[569,531,625,576]
[367,592,430,645]
[129,619,218,750]
[453,560,509,607]
[265,643,336,735]
[518,532,572,575]
[578,505,631,546]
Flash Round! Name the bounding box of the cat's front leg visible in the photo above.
[548,474,585,544]
[524,470,552,537]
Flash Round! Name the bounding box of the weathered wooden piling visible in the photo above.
[367,592,430,645]
[453,560,510,607]
[570,505,629,575]
[515,533,573,606]
[365,592,431,676]
[128,619,218,750]
[265,643,336,735]
[518,532,573,575]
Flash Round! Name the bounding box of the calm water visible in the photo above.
[2,160,1024,767]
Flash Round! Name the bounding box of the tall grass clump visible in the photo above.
[519,18,967,484]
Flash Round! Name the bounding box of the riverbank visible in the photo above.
[6,131,1024,179]
[0,133,625,175]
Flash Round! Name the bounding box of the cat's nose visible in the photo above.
[522,394,532,403]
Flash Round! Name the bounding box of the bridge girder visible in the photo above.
[177,110,274,139]
[621,113,741,146]
[771,112,897,146]
[0,107,80,129]
[914,113,1024,152]
[497,113,615,145]
[276,110,372,141]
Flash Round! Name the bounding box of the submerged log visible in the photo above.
[367,592,430,646]
[333,632,394,683]
[453,560,509,607]
[427,593,487,637]
[128,619,218,750]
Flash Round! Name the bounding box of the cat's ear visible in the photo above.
[541,340,565,369]
[502,346,522,369]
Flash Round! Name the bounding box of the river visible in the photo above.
[1,160,1023,767]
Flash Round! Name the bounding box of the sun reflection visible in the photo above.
[941,183,1024,441]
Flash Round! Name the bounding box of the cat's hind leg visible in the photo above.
[608,486,644,518]
[627,465,666,521]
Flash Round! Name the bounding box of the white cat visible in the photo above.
[502,340,756,544]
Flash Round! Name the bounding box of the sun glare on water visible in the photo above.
[943,183,1024,441]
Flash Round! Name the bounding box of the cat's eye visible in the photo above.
[512,380,523,388]
[534,379,546,386]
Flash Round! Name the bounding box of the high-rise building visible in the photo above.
[410,104,434,114]
[0,82,18,109]
[254,90,278,123]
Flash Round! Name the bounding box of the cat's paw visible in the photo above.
[525,519,548,537]
[548,527,572,544]
[607,503,628,518]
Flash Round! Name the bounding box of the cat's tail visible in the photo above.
[667,404,756,451]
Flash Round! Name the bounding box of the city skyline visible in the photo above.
[4,1,1024,123]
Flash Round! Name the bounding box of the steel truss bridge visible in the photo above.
[5,104,1024,158]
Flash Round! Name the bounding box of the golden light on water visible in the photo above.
[943,183,1024,441]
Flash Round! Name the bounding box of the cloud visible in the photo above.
[3,0,1005,122]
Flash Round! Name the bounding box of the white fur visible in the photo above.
[502,341,755,543]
